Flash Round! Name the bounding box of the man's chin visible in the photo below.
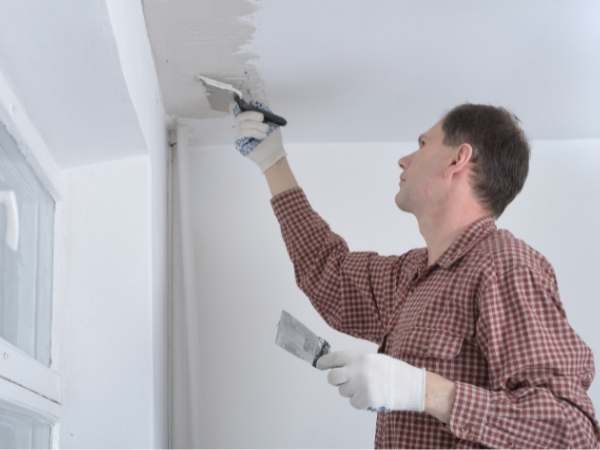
[394,193,410,212]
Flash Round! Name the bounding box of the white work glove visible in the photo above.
[232,100,287,173]
[316,351,427,413]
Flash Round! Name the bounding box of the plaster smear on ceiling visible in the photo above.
[142,0,265,119]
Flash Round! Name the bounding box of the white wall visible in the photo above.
[58,156,154,448]
[180,138,600,448]
[55,2,169,447]
[105,1,170,446]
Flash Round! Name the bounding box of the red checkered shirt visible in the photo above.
[271,186,599,449]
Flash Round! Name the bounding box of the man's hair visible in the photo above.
[441,103,530,219]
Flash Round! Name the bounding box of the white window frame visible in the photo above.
[0,70,64,448]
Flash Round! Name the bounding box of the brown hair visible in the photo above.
[441,103,530,218]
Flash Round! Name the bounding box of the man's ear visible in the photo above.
[447,143,473,177]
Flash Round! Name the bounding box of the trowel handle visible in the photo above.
[234,94,287,126]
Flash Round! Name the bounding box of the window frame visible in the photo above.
[0,72,64,448]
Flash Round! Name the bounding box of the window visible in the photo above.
[0,120,59,447]
[0,399,52,448]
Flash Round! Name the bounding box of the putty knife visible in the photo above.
[196,75,287,126]
[275,310,330,368]
[275,310,386,413]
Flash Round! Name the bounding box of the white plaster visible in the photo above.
[142,0,261,119]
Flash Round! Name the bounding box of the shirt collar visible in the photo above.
[424,215,497,270]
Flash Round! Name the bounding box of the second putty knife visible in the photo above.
[275,310,330,368]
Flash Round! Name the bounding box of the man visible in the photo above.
[233,102,599,448]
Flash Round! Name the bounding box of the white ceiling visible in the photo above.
[144,0,600,145]
[0,1,146,167]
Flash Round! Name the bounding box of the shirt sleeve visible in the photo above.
[446,263,600,449]
[270,187,414,345]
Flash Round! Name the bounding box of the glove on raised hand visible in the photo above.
[232,100,287,172]
[316,351,426,413]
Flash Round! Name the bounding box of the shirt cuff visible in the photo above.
[446,381,491,443]
[270,186,310,223]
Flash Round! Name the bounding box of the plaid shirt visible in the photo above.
[271,187,600,449]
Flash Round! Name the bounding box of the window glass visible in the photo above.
[0,122,54,366]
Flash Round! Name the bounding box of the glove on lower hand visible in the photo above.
[232,100,287,172]
[316,351,426,413]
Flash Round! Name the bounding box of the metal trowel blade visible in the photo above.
[195,75,245,113]
[275,310,331,367]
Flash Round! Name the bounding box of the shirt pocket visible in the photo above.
[397,326,465,361]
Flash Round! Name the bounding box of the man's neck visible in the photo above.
[417,207,492,267]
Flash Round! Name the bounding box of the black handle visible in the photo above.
[234,94,287,126]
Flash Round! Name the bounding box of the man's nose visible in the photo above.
[398,156,408,170]
[399,150,416,170]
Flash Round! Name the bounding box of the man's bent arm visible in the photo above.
[268,156,413,345]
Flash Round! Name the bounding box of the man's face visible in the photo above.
[395,119,457,215]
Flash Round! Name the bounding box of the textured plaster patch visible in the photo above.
[143,0,264,119]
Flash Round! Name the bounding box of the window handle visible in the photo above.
[0,190,19,251]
